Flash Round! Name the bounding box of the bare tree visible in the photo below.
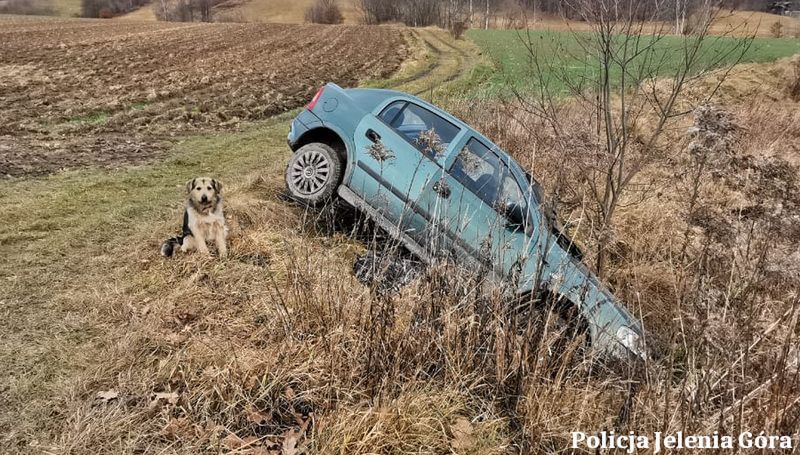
[152,0,215,21]
[510,0,753,277]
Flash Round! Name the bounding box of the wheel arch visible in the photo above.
[292,126,354,184]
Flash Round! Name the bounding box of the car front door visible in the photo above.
[435,137,539,281]
[350,100,462,249]
[490,166,541,284]
[432,136,505,273]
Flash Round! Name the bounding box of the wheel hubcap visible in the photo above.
[290,150,330,195]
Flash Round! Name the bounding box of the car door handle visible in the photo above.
[366,129,381,143]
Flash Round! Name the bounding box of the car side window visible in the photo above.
[379,101,405,124]
[379,102,460,157]
[499,175,525,209]
[497,173,528,218]
[449,138,502,206]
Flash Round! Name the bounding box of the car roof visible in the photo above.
[343,88,469,131]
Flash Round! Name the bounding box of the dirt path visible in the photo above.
[382,28,478,97]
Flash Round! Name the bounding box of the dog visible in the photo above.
[161,177,228,258]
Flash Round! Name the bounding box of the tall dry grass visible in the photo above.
[444,56,800,448]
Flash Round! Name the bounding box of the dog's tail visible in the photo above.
[160,235,184,257]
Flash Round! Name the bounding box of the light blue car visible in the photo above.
[285,82,646,361]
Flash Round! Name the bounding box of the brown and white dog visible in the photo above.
[161,177,228,258]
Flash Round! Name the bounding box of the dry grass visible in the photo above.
[222,0,360,24]
[443,54,800,447]
[787,55,800,102]
[477,8,800,38]
[115,4,157,20]
[51,0,81,16]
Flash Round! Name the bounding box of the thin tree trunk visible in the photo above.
[469,0,473,26]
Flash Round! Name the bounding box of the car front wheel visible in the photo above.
[285,142,342,206]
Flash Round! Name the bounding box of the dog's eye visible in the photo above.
[196,187,201,191]
[207,186,212,190]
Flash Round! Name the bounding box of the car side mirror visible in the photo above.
[503,203,526,231]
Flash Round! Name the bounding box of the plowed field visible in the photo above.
[0,16,408,177]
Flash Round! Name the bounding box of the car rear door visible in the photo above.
[349,100,462,249]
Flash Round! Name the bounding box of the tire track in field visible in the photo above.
[381,28,476,97]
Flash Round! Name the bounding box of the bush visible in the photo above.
[770,20,783,38]
[788,56,800,101]
[152,0,215,22]
[305,0,343,24]
[449,20,467,39]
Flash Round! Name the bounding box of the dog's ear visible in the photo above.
[211,179,222,194]
[185,178,196,194]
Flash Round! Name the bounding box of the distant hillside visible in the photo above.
[709,9,800,36]
[43,0,800,35]
[214,0,360,24]
[115,2,154,20]
[53,0,79,15]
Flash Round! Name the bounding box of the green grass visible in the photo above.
[467,29,800,95]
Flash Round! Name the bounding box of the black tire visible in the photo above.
[285,142,343,206]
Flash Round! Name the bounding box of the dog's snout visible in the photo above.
[201,195,208,203]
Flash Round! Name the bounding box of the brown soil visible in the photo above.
[0,16,408,177]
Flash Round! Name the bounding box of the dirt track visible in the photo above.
[0,16,408,177]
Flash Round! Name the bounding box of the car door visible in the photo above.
[490,166,540,283]
[434,137,540,281]
[350,100,461,247]
[432,136,506,273]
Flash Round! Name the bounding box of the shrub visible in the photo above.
[770,20,783,38]
[152,0,215,22]
[449,20,467,40]
[305,0,343,24]
[788,56,800,101]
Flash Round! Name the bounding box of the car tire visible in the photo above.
[285,142,343,206]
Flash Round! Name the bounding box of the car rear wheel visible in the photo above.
[285,142,342,206]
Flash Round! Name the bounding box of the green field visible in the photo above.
[467,29,800,94]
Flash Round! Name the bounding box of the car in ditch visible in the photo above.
[284,82,647,361]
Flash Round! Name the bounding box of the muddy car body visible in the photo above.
[285,83,646,361]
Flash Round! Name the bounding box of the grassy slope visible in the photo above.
[51,0,80,16]
[233,0,360,24]
[115,5,156,20]
[467,28,800,94]
[0,29,480,452]
[0,114,293,448]
[113,0,359,23]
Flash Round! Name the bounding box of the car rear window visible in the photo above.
[379,101,460,157]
